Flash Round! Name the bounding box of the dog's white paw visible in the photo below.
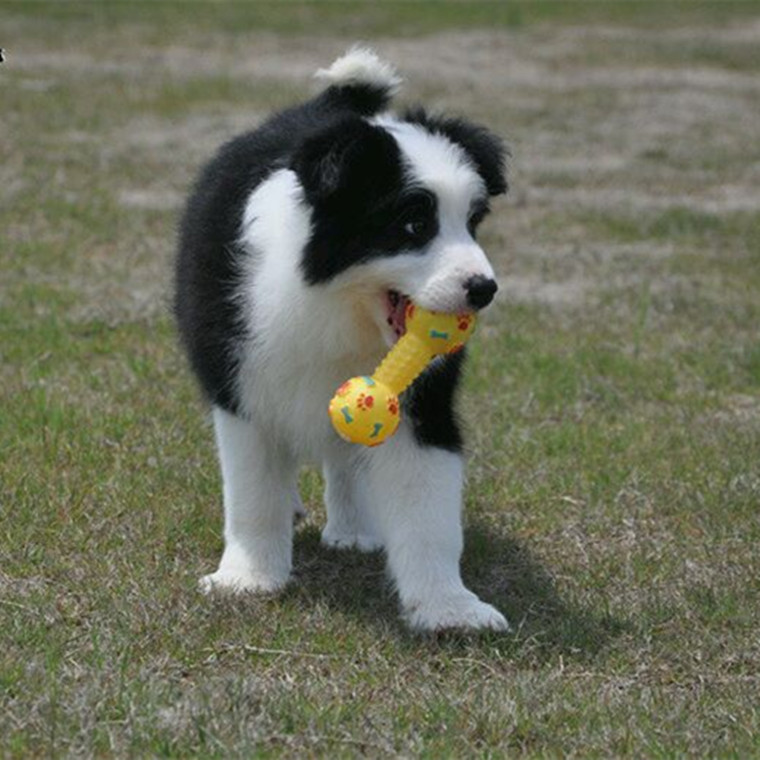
[321,527,383,552]
[199,568,289,595]
[404,593,510,633]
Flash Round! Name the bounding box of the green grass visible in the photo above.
[6,0,760,41]
[2,1,760,757]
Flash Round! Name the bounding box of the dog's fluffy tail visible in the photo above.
[314,45,402,116]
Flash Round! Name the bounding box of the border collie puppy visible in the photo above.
[175,47,509,631]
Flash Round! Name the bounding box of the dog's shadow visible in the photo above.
[285,518,629,659]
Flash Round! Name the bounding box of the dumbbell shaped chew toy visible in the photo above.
[329,303,476,446]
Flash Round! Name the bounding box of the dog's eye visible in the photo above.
[397,192,437,244]
[401,204,435,242]
[404,217,430,239]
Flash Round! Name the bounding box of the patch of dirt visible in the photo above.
[113,111,264,163]
[500,274,590,309]
[117,188,183,211]
[0,572,49,597]
[709,394,760,428]
[571,19,760,45]
[14,38,341,84]
[526,184,760,214]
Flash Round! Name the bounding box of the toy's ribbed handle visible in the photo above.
[373,333,431,392]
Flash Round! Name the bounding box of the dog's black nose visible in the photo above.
[464,275,498,310]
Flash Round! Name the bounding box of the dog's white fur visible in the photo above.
[197,51,508,633]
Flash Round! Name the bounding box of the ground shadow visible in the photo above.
[457,521,631,659]
[285,518,630,661]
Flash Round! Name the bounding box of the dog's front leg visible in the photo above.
[321,451,383,552]
[200,407,295,595]
[366,427,509,632]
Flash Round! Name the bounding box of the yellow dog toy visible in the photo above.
[328,303,476,446]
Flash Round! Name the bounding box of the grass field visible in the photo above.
[2,2,760,756]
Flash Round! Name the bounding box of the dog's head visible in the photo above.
[291,109,507,343]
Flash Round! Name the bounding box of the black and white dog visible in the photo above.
[175,48,509,631]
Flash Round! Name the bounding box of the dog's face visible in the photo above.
[291,111,507,343]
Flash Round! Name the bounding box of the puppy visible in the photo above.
[175,47,509,631]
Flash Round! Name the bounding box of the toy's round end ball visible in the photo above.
[328,376,400,446]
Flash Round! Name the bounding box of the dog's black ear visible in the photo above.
[403,107,509,197]
[291,117,402,206]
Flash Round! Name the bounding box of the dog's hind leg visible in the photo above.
[364,426,509,632]
[321,452,383,552]
[200,407,296,595]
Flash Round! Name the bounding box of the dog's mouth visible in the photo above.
[385,289,411,342]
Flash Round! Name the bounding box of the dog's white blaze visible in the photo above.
[376,118,483,200]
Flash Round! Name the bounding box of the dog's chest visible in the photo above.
[238,310,386,460]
